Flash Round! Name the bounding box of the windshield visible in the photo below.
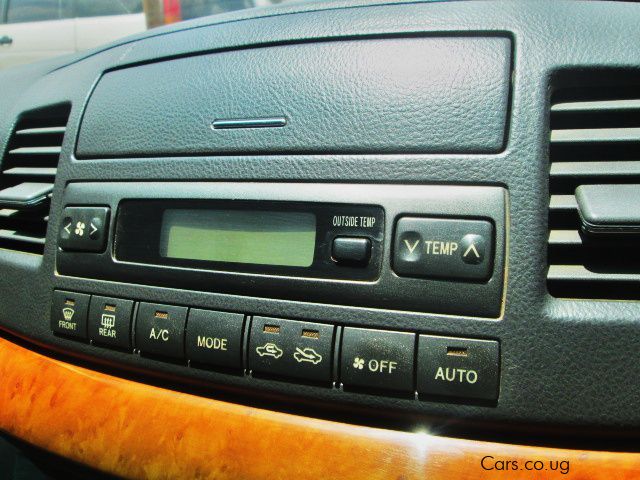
[0,0,306,70]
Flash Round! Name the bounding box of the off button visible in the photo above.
[340,327,415,393]
[393,217,494,281]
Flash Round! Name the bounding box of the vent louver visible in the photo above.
[547,87,640,299]
[0,104,71,254]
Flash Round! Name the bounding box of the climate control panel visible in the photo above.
[51,290,500,404]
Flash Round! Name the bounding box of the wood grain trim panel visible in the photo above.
[0,336,638,479]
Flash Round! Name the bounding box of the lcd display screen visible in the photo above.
[159,209,317,267]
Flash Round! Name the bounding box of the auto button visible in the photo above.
[417,335,500,401]
[248,317,334,383]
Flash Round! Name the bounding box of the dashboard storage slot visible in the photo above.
[76,37,511,158]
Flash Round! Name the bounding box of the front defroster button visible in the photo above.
[51,290,90,339]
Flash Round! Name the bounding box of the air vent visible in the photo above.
[547,86,640,299]
[0,104,71,254]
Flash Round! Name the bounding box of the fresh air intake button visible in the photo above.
[393,217,494,281]
[51,290,90,339]
[88,296,134,350]
[186,309,245,370]
[417,335,500,401]
[135,302,187,359]
[248,316,335,383]
[340,327,415,393]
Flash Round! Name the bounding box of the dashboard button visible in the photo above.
[58,206,110,253]
[340,327,415,393]
[135,303,187,359]
[393,217,494,281]
[88,296,134,349]
[417,335,499,401]
[186,309,245,370]
[248,317,334,383]
[51,290,90,339]
[332,236,371,265]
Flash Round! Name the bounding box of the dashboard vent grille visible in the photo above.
[547,88,640,299]
[0,104,71,254]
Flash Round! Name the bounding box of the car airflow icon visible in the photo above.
[293,347,323,365]
[256,342,283,359]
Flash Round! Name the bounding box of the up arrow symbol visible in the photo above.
[463,243,480,259]
[404,239,420,254]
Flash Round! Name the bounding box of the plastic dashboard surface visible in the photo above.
[1,0,640,438]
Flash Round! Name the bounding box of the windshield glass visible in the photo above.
[0,0,305,70]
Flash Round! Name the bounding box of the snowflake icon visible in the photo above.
[353,357,365,370]
[75,221,86,236]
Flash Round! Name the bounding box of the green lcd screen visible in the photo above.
[159,209,317,267]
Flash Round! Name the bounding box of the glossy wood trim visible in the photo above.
[0,336,639,479]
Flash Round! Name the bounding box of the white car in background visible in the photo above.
[0,0,147,69]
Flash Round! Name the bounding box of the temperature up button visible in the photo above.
[393,217,494,281]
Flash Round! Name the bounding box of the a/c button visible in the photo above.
[135,303,187,359]
[186,309,245,370]
[341,327,415,393]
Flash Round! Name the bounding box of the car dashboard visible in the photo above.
[1,0,640,478]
